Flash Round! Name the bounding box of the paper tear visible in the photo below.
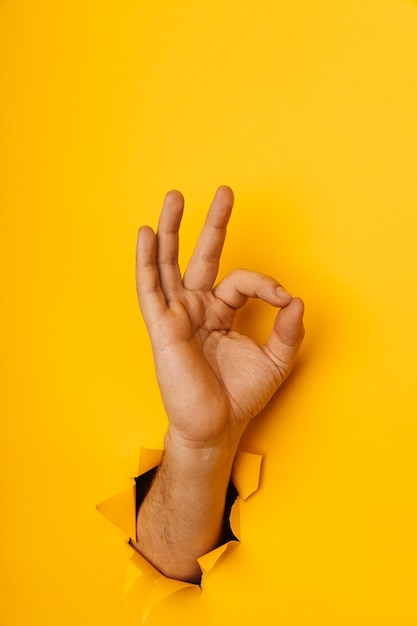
[96,446,263,620]
[229,496,241,539]
[96,483,136,539]
[137,448,163,476]
[231,450,262,500]
[141,576,198,623]
[128,545,161,577]
[122,556,144,601]
[197,540,236,575]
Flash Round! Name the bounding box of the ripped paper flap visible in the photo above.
[142,576,198,623]
[96,483,136,539]
[197,540,235,575]
[231,450,263,500]
[97,446,263,621]
[137,447,163,476]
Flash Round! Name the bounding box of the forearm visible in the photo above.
[133,429,240,584]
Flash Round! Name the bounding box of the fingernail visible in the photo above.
[276,286,292,300]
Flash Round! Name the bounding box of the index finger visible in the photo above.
[182,186,234,292]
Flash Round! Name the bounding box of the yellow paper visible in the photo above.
[142,577,199,624]
[229,497,241,541]
[137,448,164,476]
[97,446,262,619]
[232,451,263,501]
[197,542,236,576]
[2,1,417,625]
[122,558,144,602]
[96,484,136,540]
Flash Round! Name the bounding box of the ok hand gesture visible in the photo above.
[136,186,304,450]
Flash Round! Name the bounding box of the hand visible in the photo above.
[135,186,304,451]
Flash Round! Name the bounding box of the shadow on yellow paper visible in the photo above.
[97,448,262,622]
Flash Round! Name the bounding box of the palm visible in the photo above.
[136,187,304,447]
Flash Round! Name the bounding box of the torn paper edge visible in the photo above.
[96,446,263,621]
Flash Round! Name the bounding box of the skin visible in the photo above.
[131,186,305,583]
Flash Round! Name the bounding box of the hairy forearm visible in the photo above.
[132,430,240,584]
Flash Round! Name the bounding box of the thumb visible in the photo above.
[265,297,305,381]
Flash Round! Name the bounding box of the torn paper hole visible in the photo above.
[232,450,263,500]
[96,447,262,622]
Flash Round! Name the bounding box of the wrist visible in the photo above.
[164,428,242,475]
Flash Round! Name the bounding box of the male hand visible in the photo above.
[136,186,305,452]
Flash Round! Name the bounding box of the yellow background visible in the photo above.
[1,0,417,624]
